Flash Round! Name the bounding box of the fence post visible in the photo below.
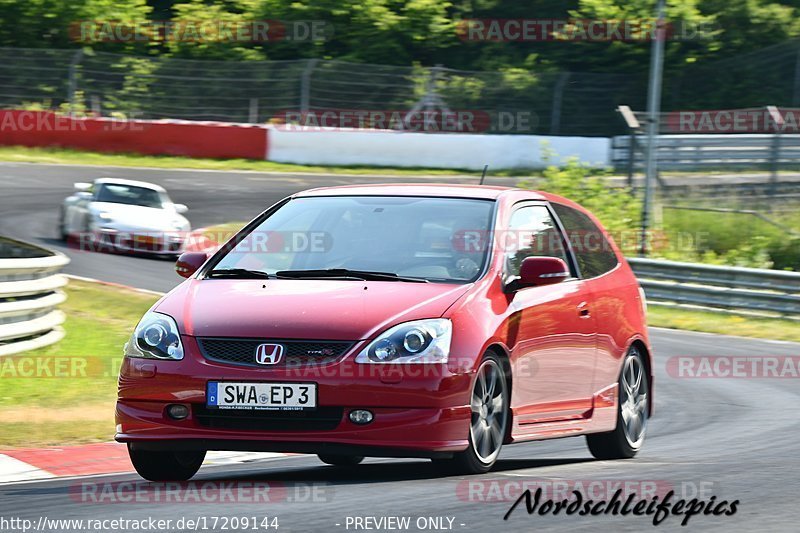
[617,106,641,189]
[300,59,319,115]
[67,50,84,116]
[90,95,101,116]
[627,133,636,188]
[550,72,570,135]
[249,98,259,123]
[793,47,800,107]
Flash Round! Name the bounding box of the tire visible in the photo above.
[128,444,206,481]
[586,345,649,460]
[436,352,509,474]
[318,454,364,466]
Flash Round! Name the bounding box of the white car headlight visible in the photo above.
[124,311,184,360]
[355,319,451,364]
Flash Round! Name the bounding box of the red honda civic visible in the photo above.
[116,184,653,480]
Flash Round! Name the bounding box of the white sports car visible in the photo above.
[59,178,191,256]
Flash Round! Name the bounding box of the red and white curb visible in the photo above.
[0,442,293,483]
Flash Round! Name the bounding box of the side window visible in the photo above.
[551,203,618,278]
[504,205,569,277]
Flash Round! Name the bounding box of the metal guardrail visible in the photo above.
[0,237,69,356]
[628,257,800,317]
[612,133,800,172]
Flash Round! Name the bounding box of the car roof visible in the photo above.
[294,183,546,201]
[94,178,166,192]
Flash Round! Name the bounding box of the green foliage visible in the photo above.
[658,207,800,270]
[520,144,641,236]
[2,0,800,71]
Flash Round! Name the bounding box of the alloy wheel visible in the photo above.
[620,349,648,448]
[469,358,508,464]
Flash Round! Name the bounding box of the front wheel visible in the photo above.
[586,346,649,459]
[128,445,206,481]
[436,352,509,474]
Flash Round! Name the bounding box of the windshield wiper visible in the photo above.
[206,268,274,279]
[275,268,428,283]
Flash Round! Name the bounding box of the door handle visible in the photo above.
[577,301,591,318]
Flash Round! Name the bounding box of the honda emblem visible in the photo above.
[255,343,284,365]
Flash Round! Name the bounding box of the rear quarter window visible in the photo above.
[551,203,619,279]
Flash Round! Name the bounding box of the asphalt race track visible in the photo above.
[1,329,798,531]
[2,163,800,531]
[0,162,517,292]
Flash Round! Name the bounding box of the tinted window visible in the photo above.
[551,203,618,278]
[96,184,166,208]
[212,196,495,283]
[504,205,569,277]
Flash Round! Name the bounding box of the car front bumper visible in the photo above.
[115,336,473,455]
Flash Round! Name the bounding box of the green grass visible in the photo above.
[648,304,800,342]
[0,145,534,177]
[0,279,158,448]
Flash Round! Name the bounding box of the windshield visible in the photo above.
[95,184,168,208]
[210,196,495,283]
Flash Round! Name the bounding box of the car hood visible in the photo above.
[156,279,471,341]
[91,202,187,230]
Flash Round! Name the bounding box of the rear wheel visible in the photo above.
[128,445,205,481]
[317,454,364,466]
[436,352,508,474]
[586,346,649,459]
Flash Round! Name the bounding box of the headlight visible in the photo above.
[124,311,184,360]
[355,319,451,364]
[95,212,113,222]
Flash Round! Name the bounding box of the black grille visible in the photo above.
[194,405,343,431]
[197,338,354,367]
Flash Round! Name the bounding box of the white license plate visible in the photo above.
[207,382,317,411]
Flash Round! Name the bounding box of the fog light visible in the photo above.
[166,404,189,420]
[349,409,374,425]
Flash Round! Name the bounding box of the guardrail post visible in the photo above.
[770,131,781,199]
[767,105,785,200]
[67,49,84,116]
[627,133,637,188]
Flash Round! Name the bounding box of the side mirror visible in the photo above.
[175,252,208,278]
[173,203,188,214]
[508,256,570,291]
[74,182,92,192]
